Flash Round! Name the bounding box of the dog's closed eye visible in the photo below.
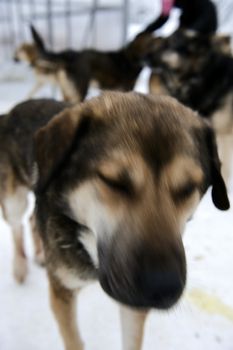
[172,181,197,202]
[97,171,134,196]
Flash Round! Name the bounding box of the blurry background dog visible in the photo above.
[13,0,219,103]
[147,0,218,34]
[0,99,69,282]
[14,19,157,103]
[147,29,233,184]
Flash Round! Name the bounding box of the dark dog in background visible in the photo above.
[146,0,217,34]
[33,91,229,350]
[0,99,69,282]
[147,30,233,183]
[14,20,158,102]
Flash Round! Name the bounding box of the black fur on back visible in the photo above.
[0,99,69,186]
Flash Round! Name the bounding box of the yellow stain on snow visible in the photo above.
[186,289,233,323]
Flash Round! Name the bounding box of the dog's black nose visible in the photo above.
[99,243,186,310]
[136,264,185,309]
[14,56,19,62]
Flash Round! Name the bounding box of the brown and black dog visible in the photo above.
[14,22,156,102]
[147,30,233,183]
[0,99,69,282]
[32,91,230,350]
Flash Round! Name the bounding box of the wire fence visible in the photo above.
[0,0,129,62]
[0,0,233,63]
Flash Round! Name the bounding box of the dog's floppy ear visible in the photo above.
[34,106,90,192]
[206,127,230,210]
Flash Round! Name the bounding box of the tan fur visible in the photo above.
[57,70,81,103]
[1,183,44,282]
[211,93,233,183]
[120,306,148,350]
[15,43,38,64]
[49,277,84,350]
[161,52,181,69]
[164,156,204,189]
[30,212,45,265]
[0,167,29,282]
[149,73,169,96]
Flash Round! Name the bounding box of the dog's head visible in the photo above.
[14,43,38,64]
[35,92,229,310]
[147,30,232,73]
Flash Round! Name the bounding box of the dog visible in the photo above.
[147,30,233,183]
[0,98,69,282]
[14,43,60,98]
[146,0,218,34]
[146,30,231,79]
[16,23,156,103]
[33,91,229,350]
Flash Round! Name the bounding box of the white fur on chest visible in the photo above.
[55,266,91,290]
[90,79,100,89]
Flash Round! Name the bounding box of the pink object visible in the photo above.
[162,0,175,16]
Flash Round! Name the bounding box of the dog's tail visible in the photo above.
[30,25,46,53]
[136,15,169,37]
[30,24,62,67]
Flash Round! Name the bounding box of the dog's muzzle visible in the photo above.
[98,240,186,310]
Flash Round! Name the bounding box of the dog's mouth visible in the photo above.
[98,243,186,310]
[99,268,185,310]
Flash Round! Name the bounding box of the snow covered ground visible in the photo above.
[0,5,233,349]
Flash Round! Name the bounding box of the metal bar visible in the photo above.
[122,0,129,43]
[16,0,25,42]
[46,0,53,47]
[0,0,131,61]
[65,0,72,46]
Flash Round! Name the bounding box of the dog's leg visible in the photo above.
[57,70,87,103]
[27,80,44,98]
[30,211,45,266]
[11,224,28,283]
[49,276,83,350]
[120,305,148,350]
[149,72,169,96]
[2,186,29,283]
[216,132,233,185]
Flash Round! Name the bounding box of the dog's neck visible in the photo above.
[124,33,153,65]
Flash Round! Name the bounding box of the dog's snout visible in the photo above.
[137,264,185,309]
[99,240,186,310]
[131,243,186,309]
